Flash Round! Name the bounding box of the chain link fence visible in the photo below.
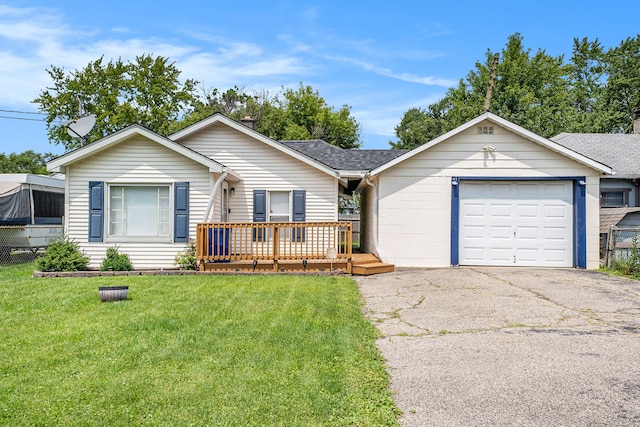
[0,225,61,265]
[604,226,640,267]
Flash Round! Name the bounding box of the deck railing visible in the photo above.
[196,222,352,268]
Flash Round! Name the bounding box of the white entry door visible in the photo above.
[459,181,573,267]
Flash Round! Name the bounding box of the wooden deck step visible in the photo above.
[352,262,395,276]
[351,253,395,275]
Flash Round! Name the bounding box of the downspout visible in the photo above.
[364,174,385,262]
[203,170,228,222]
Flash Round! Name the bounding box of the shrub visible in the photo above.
[100,246,133,271]
[175,238,198,270]
[35,236,90,272]
[612,234,640,276]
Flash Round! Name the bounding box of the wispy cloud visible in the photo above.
[325,55,456,87]
[0,7,311,107]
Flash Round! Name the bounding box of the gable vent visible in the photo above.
[477,126,494,134]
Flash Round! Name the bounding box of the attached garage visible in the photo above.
[456,180,575,267]
[360,112,611,270]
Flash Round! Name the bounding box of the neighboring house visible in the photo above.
[356,112,611,269]
[552,114,640,234]
[47,114,343,269]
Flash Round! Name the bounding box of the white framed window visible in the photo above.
[108,184,170,239]
[268,191,291,222]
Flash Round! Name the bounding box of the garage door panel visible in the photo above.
[544,227,566,241]
[544,205,568,219]
[463,225,485,239]
[516,204,538,218]
[459,181,573,267]
[516,226,538,240]
[489,248,512,263]
[464,203,485,217]
[490,204,512,217]
[544,249,568,263]
[491,226,511,239]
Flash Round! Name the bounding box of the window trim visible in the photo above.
[600,188,630,208]
[268,190,292,223]
[105,183,173,243]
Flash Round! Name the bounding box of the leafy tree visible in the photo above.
[392,33,640,149]
[599,35,640,133]
[0,150,54,174]
[390,105,446,150]
[33,55,199,151]
[567,37,605,132]
[174,83,362,149]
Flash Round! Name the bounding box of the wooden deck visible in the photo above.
[195,222,394,275]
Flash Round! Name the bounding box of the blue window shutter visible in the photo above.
[253,190,267,222]
[253,190,266,241]
[88,181,104,242]
[292,190,306,242]
[292,190,306,222]
[174,182,189,243]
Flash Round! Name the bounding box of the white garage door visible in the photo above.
[459,181,573,267]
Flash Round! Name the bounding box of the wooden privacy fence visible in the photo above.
[196,222,352,272]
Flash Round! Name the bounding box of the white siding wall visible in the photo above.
[378,121,602,268]
[66,136,212,269]
[178,123,338,223]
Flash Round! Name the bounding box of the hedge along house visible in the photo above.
[47,114,342,269]
[357,112,612,269]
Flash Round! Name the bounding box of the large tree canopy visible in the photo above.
[172,83,362,149]
[35,54,362,151]
[391,33,640,150]
[33,55,200,151]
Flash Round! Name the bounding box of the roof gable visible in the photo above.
[169,113,339,179]
[47,125,227,174]
[370,112,612,176]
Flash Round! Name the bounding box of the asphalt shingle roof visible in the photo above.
[280,140,408,171]
[552,133,640,178]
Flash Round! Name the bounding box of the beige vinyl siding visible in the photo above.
[178,122,338,223]
[66,136,212,269]
[378,120,602,268]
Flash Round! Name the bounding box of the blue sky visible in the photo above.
[0,0,638,156]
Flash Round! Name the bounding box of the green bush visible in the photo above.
[35,236,89,272]
[175,238,197,270]
[100,246,133,271]
[612,234,640,276]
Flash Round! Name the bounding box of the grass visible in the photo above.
[0,263,399,426]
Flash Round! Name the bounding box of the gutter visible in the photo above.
[364,174,385,262]
[203,170,228,222]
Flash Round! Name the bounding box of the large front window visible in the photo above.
[109,185,170,237]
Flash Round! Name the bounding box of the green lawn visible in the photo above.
[0,263,399,426]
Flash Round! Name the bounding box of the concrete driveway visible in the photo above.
[355,267,640,427]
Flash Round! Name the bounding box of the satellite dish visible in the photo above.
[63,115,96,138]
[60,94,96,140]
